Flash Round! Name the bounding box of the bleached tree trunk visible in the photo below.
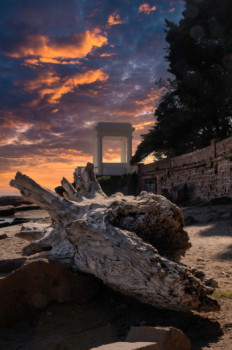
[10,163,219,311]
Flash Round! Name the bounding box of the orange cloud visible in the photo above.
[1,119,31,128]
[22,57,80,67]
[22,58,41,67]
[24,71,60,91]
[99,52,115,57]
[24,69,109,104]
[106,88,165,119]
[4,28,108,64]
[45,69,109,103]
[169,8,175,12]
[138,3,157,15]
[135,87,164,106]
[108,11,125,26]
[133,121,154,131]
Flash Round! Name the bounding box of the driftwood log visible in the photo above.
[10,163,219,311]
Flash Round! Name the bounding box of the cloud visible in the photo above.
[107,11,126,26]
[23,71,60,91]
[133,120,154,131]
[22,69,109,104]
[138,3,157,15]
[3,28,108,64]
[99,52,115,57]
[169,8,175,12]
[0,0,185,193]
[135,88,164,106]
[44,69,109,103]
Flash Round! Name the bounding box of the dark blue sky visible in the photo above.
[0,0,184,193]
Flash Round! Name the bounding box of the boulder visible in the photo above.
[90,342,159,350]
[0,259,100,327]
[0,196,31,206]
[0,205,15,216]
[0,233,8,240]
[0,258,26,274]
[126,326,191,350]
[0,217,29,228]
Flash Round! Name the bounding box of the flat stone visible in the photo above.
[90,342,159,350]
[126,326,191,350]
[15,222,49,241]
[0,205,15,216]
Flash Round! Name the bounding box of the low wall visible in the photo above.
[138,137,232,202]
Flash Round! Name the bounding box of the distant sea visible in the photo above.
[0,188,21,197]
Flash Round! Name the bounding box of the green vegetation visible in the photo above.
[212,289,232,300]
[132,0,232,164]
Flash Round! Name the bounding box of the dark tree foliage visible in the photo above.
[132,0,232,164]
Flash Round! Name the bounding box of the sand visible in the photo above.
[0,203,231,350]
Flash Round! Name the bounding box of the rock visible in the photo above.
[0,217,29,228]
[0,196,31,207]
[0,259,100,327]
[126,326,191,350]
[15,222,50,241]
[15,204,41,212]
[0,258,27,274]
[0,205,15,216]
[90,342,159,350]
[0,233,8,240]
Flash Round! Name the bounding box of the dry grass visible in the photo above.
[212,289,232,300]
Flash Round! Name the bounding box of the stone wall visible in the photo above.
[138,137,232,202]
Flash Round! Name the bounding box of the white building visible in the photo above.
[93,122,135,176]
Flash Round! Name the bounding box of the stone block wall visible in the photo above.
[138,137,232,202]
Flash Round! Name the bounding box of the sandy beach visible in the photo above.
[0,199,231,350]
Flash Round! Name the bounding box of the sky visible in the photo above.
[0,0,184,195]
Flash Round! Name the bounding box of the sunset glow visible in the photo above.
[0,0,184,194]
[107,11,126,26]
[5,29,108,63]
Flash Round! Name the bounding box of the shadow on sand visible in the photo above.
[197,221,232,237]
[216,244,232,261]
[0,285,223,350]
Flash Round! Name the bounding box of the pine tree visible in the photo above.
[132,0,232,164]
